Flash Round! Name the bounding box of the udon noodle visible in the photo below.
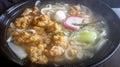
[7,3,108,65]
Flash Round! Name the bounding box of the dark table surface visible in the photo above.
[0,0,120,67]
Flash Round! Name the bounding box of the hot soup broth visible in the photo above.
[7,3,108,65]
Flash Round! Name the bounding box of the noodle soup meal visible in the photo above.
[7,3,108,65]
